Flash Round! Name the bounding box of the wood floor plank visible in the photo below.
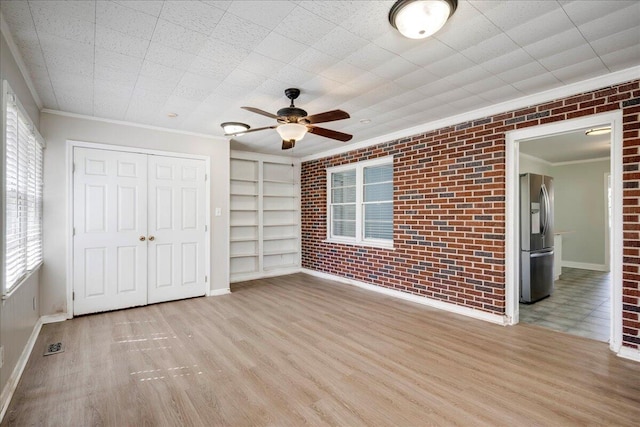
[3,272,640,426]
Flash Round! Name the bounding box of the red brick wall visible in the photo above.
[622,82,640,349]
[301,79,640,349]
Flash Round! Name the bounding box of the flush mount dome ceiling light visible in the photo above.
[221,122,250,135]
[389,0,458,39]
[585,127,612,136]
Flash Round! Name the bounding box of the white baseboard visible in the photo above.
[562,261,609,272]
[618,346,640,363]
[0,313,68,421]
[208,288,231,297]
[301,269,508,326]
[0,317,43,422]
[41,313,67,324]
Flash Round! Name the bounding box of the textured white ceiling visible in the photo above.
[1,0,639,157]
[520,127,610,164]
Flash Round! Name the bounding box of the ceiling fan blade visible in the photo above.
[307,126,353,142]
[281,140,295,150]
[305,109,350,124]
[225,125,276,136]
[241,106,277,119]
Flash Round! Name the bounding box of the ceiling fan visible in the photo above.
[224,88,353,150]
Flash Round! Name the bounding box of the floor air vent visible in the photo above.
[44,342,64,356]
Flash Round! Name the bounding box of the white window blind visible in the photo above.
[330,169,356,238]
[363,164,393,240]
[327,157,393,247]
[4,87,44,293]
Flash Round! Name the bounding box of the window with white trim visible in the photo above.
[327,157,393,247]
[4,82,44,294]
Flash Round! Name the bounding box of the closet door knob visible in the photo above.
[139,236,146,241]
[148,236,155,241]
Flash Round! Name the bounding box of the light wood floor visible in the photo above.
[4,273,640,426]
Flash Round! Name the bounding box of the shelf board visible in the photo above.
[263,208,296,212]
[263,263,299,271]
[229,271,259,278]
[230,253,259,258]
[263,179,296,184]
[230,208,258,212]
[231,193,258,197]
[230,237,259,242]
[229,271,261,282]
[263,194,297,198]
[263,235,298,241]
[231,178,258,183]
[230,223,258,227]
[264,250,299,256]
[263,223,298,227]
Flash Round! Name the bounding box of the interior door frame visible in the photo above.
[66,140,211,319]
[604,172,611,272]
[505,111,623,353]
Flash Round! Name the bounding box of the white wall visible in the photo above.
[553,158,610,267]
[519,153,553,176]
[0,26,41,404]
[0,31,39,127]
[39,112,230,316]
[519,152,610,269]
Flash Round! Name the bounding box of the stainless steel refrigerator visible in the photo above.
[520,173,554,303]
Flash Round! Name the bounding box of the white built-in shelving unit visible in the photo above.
[230,151,301,282]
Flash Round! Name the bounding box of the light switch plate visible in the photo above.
[215,207,222,217]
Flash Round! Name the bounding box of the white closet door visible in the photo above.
[147,155,207,304]
[73,148,148,315]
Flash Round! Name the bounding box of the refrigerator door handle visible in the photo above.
[543,184,551,235]
[531,250,554,258]
[539,186,547,235]
[540,184,550,236]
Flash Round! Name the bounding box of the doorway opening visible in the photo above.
[505,111,623,353]
[605,173,611,272]
[517,129,611,341]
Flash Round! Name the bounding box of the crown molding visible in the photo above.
[41,108,226,141]
[519,152,553,166]
[551,156,610,167]
[519,152,611,167]
[520,152,610,167]
[302,66,640,162]
[0,11,43,110]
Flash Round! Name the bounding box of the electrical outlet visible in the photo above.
[0,346,4,368]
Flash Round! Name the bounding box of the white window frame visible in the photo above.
[326,156,394,249]
[2,80,45,298]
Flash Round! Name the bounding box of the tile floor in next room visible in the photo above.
[519,267,610,342]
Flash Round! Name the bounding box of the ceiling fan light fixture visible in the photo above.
[221,122,250,135]
[276,123,307,142]
[585,127,611,136]
[389,0,458,39]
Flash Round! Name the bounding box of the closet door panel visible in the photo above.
[147,155,207,303]
[73,148,148,315]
